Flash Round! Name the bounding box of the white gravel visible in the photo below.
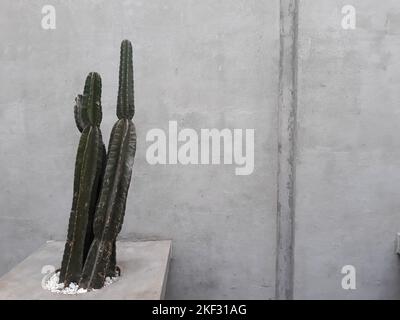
[44,271,118,295]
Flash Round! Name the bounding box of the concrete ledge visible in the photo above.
[0,240,171,300]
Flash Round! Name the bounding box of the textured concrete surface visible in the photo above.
[295,0,400,299]
[0,240,171,299]
[3,0,400,300]
[0,0,278,299]
[276,0,298,300]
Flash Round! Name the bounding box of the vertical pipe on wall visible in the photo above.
[276,0,298,300]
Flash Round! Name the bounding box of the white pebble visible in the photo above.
[43,271,118,295]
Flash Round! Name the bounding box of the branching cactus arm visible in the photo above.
[117,39,134,120]
[74,95,86,133]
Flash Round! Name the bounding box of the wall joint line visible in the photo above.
[276,0,299,300]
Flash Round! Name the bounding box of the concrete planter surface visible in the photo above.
[0,240,171,300]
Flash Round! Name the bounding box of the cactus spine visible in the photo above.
[79,40,136,289]
[59,72,106,286]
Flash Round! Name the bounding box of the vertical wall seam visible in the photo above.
[276,0,298,300]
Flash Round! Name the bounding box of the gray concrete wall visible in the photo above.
[295,0,400,299]
[0,0,279,299]
[2,0,400,300]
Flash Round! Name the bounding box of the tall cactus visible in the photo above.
[59,72,106,286]
[79,40,136,289]
[74,94,111,270]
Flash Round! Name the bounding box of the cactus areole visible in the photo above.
[59,40,136,290]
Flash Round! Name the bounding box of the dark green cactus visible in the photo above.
[59,72,106,286]
[74,93,114,275]
[79,40,136,289]
[117,40,135,119]
[73,95,86,133]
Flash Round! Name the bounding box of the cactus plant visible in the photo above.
[74,94,117,275]
[79,40,136,289]
[59,72,106,286]
[74,94,118,276]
